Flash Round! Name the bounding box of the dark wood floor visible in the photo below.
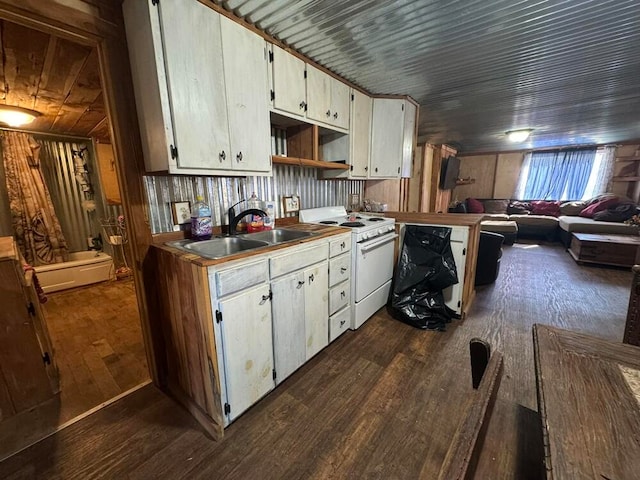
[0,279,149,462]
[0,243,631,479]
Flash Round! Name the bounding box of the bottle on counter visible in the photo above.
[246,192,265,233]
[191,195,212,240]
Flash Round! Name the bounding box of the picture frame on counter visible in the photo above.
[282,195,300,214]
[170,201,191,225]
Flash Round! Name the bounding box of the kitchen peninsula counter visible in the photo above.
[384,212,483,318]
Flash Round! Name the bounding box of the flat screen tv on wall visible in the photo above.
[439,156,460,190]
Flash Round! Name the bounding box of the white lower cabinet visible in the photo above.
[211,235,351,423]
[328,233,351,343]
[270,241,329,384]
[271,270,306,384]
[215,282,274,423]
[303,262,329,360]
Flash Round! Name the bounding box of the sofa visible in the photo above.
[454,196,639,246]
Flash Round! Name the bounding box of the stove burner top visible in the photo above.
[367,217,385,222]
[319,220,338,225]
[341,221,365,227]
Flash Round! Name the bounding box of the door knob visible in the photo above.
[219,151,226,161]
[333,112,338,119]
[326,109,331,117]
[236,151,243,162]
[309,273,314,283]
[297,280,305,289]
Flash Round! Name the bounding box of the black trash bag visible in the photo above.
[388,225,461,331]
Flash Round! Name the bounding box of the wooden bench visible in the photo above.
[435,339,504,480]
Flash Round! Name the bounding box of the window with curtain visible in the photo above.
[515,147,599,200]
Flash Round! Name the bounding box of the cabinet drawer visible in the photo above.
[270,242,328,278]
[329,283,350,315]
[329,235,351,258]
[329,254,351,287]
[329,306,350,342]
[215,259,269,297]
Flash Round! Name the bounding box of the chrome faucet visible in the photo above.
[227,200,267,235]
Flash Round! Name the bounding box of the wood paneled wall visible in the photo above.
[456,152,524,200]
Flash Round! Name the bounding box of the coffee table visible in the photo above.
[568,232,640,267]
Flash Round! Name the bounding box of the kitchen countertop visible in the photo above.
[153,224,351,267]
[383,212,484,227]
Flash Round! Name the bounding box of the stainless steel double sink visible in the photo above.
[167,228,319,259]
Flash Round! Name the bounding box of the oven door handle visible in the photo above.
[360,234,398,253]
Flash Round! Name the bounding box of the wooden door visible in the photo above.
[271,271,305,384]
[330,77,350,130]
[157,0,231,170]
[350,89,372,177]
[304,262,329,360]
[271,45,307,117]
[220,15,271,173]
[218,284,274,422]
[0,257,55,419]
[306,65,332,124]
[370,98,404,178]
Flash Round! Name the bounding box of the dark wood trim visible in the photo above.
[0,1,160,388]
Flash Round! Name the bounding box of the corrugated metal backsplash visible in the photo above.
[212,0,640,152]
[144,165,363,233]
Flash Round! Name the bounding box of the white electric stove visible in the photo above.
[299,206,397,329]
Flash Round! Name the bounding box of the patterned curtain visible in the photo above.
[1,131,68,265]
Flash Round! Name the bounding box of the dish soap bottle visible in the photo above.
[191,195,212,240]
[246,192,265,233]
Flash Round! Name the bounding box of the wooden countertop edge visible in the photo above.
[384,212,485,227]
[153,225,351,267]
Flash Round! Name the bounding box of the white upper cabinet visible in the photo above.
[270,44,307,118]
[370,98,405,178]
[306,65,332,124]
[220,16,271,173]
[269,45,349,132]
[330,78,350,130]
[370,98,417,179]
[350,89,372,177]
[306,65,350,130]
[123,0,271,175]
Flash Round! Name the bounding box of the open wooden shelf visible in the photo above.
[612,176,640,182]
[272,155,349,170]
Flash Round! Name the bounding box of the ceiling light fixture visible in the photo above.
[506,129,533,142]
[0,105,41,127]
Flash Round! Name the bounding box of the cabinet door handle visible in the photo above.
[364,166,368,172]
[219,151,226,161]
[340,267,347,273]
[340,319,346,327]
[326,109,331,117]
[308,273,314,283]
[300,101,307,111]
[297,280,305,289]
[340,241,345,249]
[236,151,243,162]
[259,293,271,305]
[375,167,378,172]
[340,290,345,298]
[333,112,338,119]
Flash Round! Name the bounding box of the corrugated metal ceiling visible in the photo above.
[216,0,640,153]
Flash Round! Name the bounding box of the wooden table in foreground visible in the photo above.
[569,232,640,267]
[533,324,640,479]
